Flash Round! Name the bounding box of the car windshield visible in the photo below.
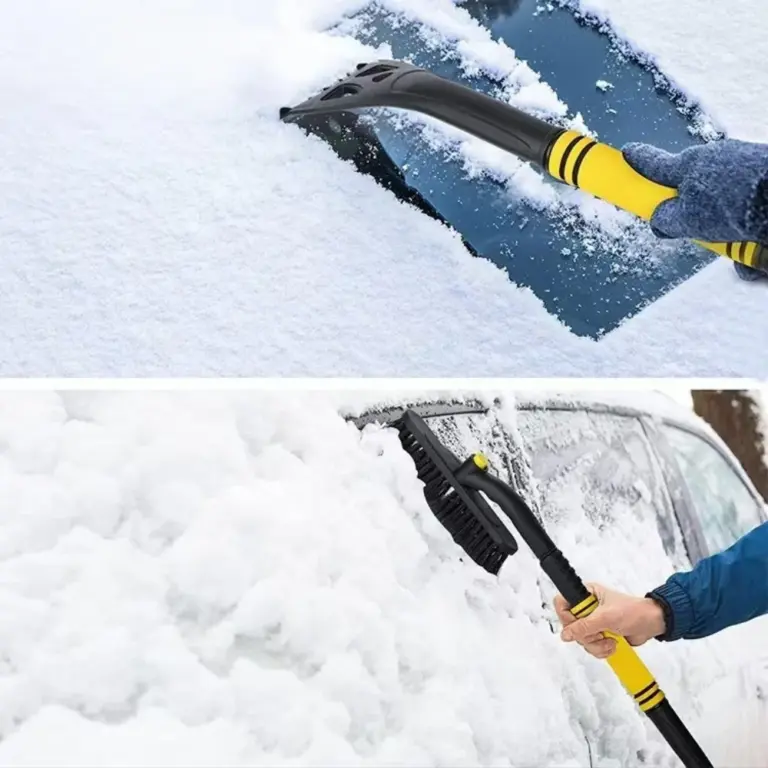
[321,0,715,338]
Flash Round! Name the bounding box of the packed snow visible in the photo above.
[0,390,767,767]
[1,0,767,376]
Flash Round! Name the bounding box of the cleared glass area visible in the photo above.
[318,2,715,337]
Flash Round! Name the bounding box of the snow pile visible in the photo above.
[0,0,766,375]
[0,391,767,767]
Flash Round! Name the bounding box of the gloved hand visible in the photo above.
[554,583,667,659]
[622,138,768,280]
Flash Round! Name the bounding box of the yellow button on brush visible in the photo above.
[473,453,489,471]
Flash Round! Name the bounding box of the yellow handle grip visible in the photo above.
[547,131,764,269]
[570,594,665,713]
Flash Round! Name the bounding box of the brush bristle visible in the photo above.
[395,416,511,575]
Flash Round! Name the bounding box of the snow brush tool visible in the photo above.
[281,60,767,275]
[392,409,713,768]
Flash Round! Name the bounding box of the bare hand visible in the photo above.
[553,583,666,659]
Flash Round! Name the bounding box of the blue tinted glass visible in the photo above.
[331,2,715,337]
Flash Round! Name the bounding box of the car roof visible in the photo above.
[515,390,701,430]
[351,389,714,443]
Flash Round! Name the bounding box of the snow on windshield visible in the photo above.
[0,0,766,375]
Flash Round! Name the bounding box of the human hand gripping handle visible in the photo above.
[624,139,768,279]
[545,133,768,274]
[554,585,713,767]
[555,583,667,657]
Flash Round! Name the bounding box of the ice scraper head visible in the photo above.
[280,61,421,124]
[279,59,561,166]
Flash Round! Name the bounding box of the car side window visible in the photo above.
[515,408,690,570]
[658,424,764,554]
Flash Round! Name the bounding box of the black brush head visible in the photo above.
[394,410,518,574]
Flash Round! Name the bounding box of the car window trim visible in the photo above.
[655,417,766,523]
[648,417,766,559]
[640,417,709,563]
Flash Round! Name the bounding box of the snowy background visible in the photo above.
[1,0,767,376]
[0,389,767,767]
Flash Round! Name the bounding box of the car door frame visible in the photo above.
[639,414,767,562]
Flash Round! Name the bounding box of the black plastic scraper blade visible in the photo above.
[280,59,562,166]
[280,61,418,123]
[394,409,518,574]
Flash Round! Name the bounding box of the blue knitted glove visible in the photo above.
[622,139,768,280]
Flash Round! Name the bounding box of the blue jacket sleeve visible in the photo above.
[647,522,768,641]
